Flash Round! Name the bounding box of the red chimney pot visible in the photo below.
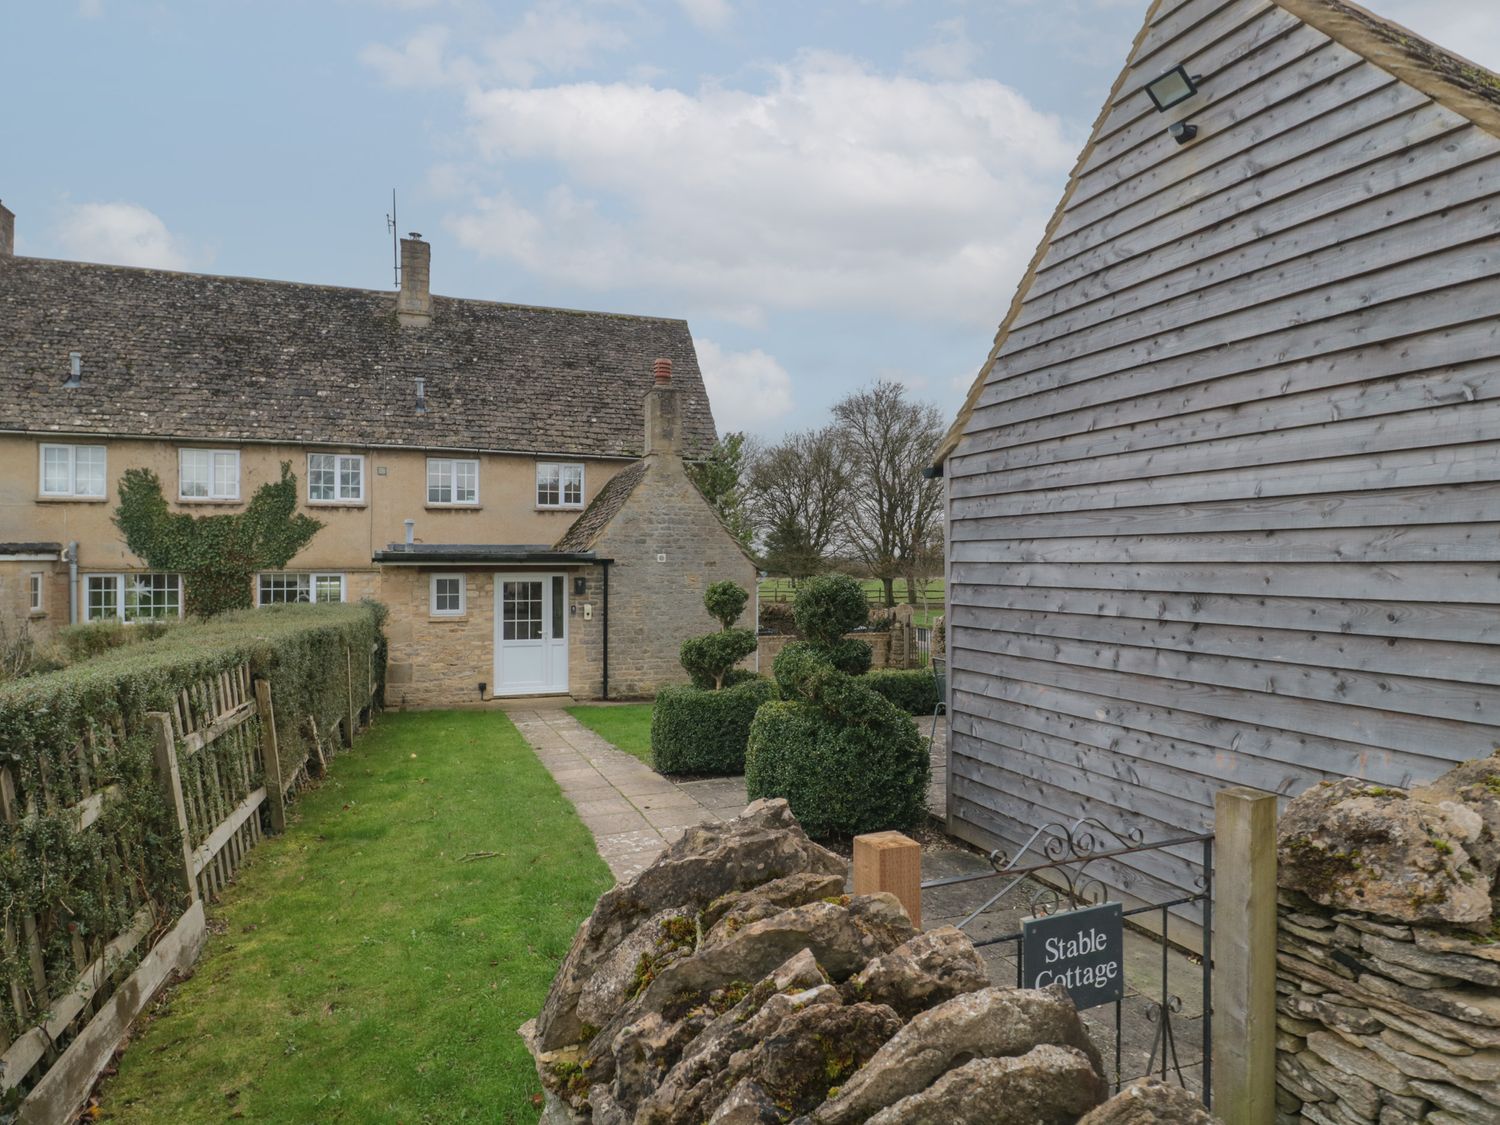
[653,358,673,385]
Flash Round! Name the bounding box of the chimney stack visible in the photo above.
[0,201,14,258]
[397,233,431,327]
[644,357,679,455]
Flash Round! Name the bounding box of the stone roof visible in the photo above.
[0,543,62,556]
[554,459,650,553]
[0,256,718,460]
[371,544,600,564]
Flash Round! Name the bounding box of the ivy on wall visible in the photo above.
[113,462,323,617]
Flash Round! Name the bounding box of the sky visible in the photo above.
[4,0,1498,441]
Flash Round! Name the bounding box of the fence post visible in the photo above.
[253,678,287,834]
[343,646,356,748]
[1213,786,1278,1124]
[148,712,199,904]
[853,832,922,928]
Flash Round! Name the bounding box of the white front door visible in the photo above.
[495,574,569,695]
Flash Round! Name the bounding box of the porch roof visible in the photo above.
[371,544,606,566]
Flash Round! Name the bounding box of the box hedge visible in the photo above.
[651,677,779,775]
[863,668,941,716]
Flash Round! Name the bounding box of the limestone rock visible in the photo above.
[700,871,848,942]
[536,798,845,1049]
[707,1081,784,1125]
[1076,1078,1215,1124]
[843,926,989,1018]
[577,907,698,1028]
[1277,779,1491,929]
[1414,750,1500,887]
[814,985,1102,1125]
[862,1044,1108,1125]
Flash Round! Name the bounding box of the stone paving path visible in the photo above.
[511,707,949,881]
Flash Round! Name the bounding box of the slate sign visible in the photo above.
[1021,902,1124,1010]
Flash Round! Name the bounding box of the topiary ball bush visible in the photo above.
[679,627,759,690]
[703,580,751,630]
[746,678,929,839]
[792,575,869,648]
[771,640,870,698]
[863,668,941,715]
[652,677,780,775]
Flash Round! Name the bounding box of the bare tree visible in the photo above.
[832,380,944,608]
[746,426,851,572]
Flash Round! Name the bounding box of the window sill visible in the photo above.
[429,614,469,622]
[28,611,47,620]
[307,500,368,509]
[425,504,482,511]
[36,495,108,504]
[535,505,585,512]
[177,497,243,506]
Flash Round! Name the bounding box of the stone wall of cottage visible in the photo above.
[0,560,67,646]
[578,455,758,699]
[1274,761,1500,1125]
[382,569,496,709]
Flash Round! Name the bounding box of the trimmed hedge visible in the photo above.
[651,677,779,775]
[746,689,929,839]
[864,668,941,716]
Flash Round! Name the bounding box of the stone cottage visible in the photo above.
[0,204,756,704]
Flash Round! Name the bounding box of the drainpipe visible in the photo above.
[601,561,611,701]
[67,542,79,625]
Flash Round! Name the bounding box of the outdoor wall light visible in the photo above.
[1145,65,1201,112]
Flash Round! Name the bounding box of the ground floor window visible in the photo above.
[28,573,44,614]
[86,573,183,622]
[431,574,466,616]
[257,572,346,605]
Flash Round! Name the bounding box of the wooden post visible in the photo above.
[253,679,287,834]
[1213,786,1278,1124]
[853,831,922,929]
[343,647,356,748]
[148,712,199,904]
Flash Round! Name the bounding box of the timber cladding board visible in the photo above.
[945,0,1500,905]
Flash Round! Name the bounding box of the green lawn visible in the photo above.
[98,711,611,1124]
[566,703,654,765]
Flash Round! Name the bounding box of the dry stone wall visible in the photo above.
[523,799,1216,1124]
[1274,753,1500,1124]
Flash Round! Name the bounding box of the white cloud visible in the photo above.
[446,52,1076,325]
[904,18,980,80]
[78,0,104,18]
[360,3,628,89]
[694,338,795,427]
[677,0,732,33]
[54,202,191,270]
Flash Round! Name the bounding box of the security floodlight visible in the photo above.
[1146,66,1200,112]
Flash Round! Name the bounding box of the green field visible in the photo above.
[98,711,611,1124]
[758,577,944,627]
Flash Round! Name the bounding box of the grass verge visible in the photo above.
[565,703,654,766]
[97,710,611,1124]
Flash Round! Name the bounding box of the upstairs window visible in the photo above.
[179,448,240,500]
[257,572,346,605]
[40,444,106,498]
[86,573,182,623]
[536,462,584,509]
[427,458,479,506]
[308,453,364,503]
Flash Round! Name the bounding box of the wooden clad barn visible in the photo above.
[935,0,1500,905]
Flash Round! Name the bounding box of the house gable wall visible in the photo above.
[946,0,1500,904]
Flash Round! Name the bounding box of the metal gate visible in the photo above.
[920,816,1214,1106]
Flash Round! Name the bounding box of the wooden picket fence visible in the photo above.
[0,646,380,1124]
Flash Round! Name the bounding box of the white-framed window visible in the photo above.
[536,462,584,509]
[39,443,107,498]
[28,573,43,614]
[85,573,182,623]
[427,458,479,506]
[179,448,241,500]
[308,453,364,503]
[430,574,466,616]
[257,572,346,605]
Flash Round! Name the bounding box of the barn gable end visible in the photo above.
[941,0,1500,906]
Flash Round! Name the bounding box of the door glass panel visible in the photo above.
[503,581,544,641]
[552,576,565,639]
